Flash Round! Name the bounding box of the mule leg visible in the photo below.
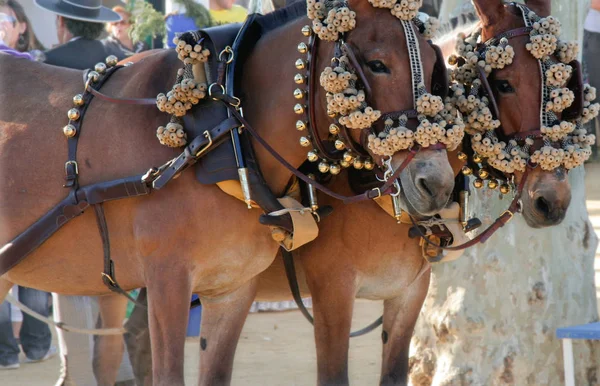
[93,294,128,386]
[146,264,193,386]
[198,277,257,386]
[308,271,356,386]
[379,268,431,386]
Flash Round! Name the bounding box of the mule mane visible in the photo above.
[255,1,307,33]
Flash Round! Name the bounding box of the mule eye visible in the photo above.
[367,60,389,74]
[495,80,515,93]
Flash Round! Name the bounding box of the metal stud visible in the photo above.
[342,151,354,163]
[318,162,330,173]
[353,158,364,169]
[297,43,308,54]
[473,179,484,189]
[105,55,118,67]
[500,184,511,194]
[87,71,100,82]
[296,120,307,131]
[457,151,468,161]
[67,108,80,121]
[329,164,341,175]
[293,88,304,100]
[295,59,306,70]
[472,154,483,163]
[364,158,374,170]
[488,179,498,189]
[329,124,340,135]
[307,150,319,162]
[62,124,77,138]
[299,136,311,147]
[327,110,336,118]
[478,169,489,179]
[72,94,84,106]
[334,140,346,150]
[294,104,305,114]
[94,62,107,74]
[301,25,312,37]
[461,166,472,175]
[294,74,305,84]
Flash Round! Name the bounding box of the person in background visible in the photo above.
[104,5,148,56]
[209,0,247,24]
[0,0,45,60]
[35,0,128,70]
[584,0,600,159]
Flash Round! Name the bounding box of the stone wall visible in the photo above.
[409,166,600,385]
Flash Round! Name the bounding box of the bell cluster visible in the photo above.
[61,55,119,139]
[545,87,574,113]
[368,0,421,21]
[582,84,600,125]
[156,78,207,118]
[545,63,572,88]
[307,0,356,42]
[156,122,187,148]
[173,37,211,65]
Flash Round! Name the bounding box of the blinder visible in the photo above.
[431,43,449,99]
[562,60,584,121]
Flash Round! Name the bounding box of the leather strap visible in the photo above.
[152,116,241,189]
[87,87,156,105]
[341,42,372,97]
[94,204,147,308]
[0,175,151,277]
[281,247,382,338]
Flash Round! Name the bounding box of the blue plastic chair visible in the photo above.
[556,322,600,385]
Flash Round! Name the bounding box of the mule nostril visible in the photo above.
[536,196,551,216]
[417,178,434,198]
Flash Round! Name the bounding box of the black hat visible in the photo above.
[34,0,122,23]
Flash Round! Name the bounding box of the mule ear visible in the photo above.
[524,0,551,17]
[472,0,506,27]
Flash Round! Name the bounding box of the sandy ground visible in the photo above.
[3,163,600,385]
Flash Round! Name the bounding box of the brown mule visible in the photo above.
[0,2,452,385]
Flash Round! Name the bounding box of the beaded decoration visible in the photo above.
[154,31,210,148]
[447,3,599,177]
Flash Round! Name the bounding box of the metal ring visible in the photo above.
[208,83,225,99]
[219,46,234,64]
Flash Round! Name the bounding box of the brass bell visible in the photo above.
[457,151,468,161]
[295,59,306,70]
[340,160,351,168]
[293,88,304,100]
[294,74,305,84]
[473,178,484,189]
[307,150,319,162]
[301,25,312,37]
[67,108,80,121]
[318,162,330,173]
[62,124,77,138]
[297,43,308,54]
[488,179,499,189]
[472,154,482,163]
[500,184,511,194]
[478,169,489,179]
[329,124,340,135]
[353,158,364,169]
[72,94,84,106]
[294,103,305,114]
[364,158,375,170]
[327,110,336,118]
[342,151,354,163]
[105,55,118,67]
[87,71,100,82]
[448,55,458,66]
[329,163,341,175]
[296,120,307,131]
[299,136,311,147]
[334,140,346,150]
[461,166,472,175]
[94,62,107,74]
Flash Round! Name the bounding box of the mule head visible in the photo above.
[311,0,457,217]
[449,0,594,228]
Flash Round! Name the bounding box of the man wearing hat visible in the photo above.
[35,0,128,69]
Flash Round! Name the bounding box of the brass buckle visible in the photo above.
[501,210,514,223]
[371,187,382,199]
[219,46,234,64]
[101,272,117,286]
[195,131,213,157]
[65,160,79,176]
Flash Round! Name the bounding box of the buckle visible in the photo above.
[65,160,79,177]
[501,210,514,223]
[195,131,213,157]
[371,187,382,199]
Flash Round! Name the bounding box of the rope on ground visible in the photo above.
[5,294,126,336]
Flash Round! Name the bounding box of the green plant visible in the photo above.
[127,0,166,42]
[173,0,214,28]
